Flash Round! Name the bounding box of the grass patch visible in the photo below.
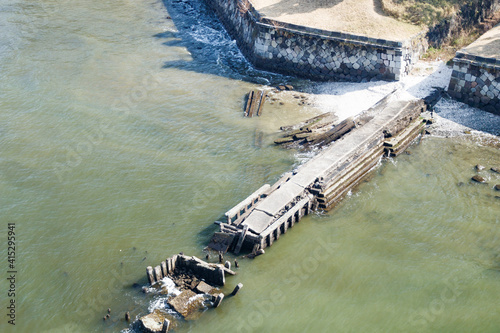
[421,28,481,62]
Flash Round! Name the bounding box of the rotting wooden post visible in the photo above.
[146,266,155,285]
[244,90,254,117]
[256,91,267,116]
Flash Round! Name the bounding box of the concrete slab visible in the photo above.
[460,24,500,59]
[242,210,274,234]
[254,181,304,216]
[241,90,420,237]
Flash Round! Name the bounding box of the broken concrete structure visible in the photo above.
[210,89,429,253]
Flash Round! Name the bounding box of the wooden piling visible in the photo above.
[244,90,266,117]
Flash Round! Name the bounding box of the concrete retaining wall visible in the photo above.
[448,52,500,115]
[203,0,427,81]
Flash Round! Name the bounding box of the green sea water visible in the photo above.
[0,1,499,332]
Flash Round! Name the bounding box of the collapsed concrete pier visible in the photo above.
[210,89,429,253]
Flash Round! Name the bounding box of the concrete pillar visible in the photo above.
[161,318,170,332]
[161,261,168,277]
[154,265,163,282]
[171,255,178,272]
[231,283,243,296]
[146,266,155,285]
[166,258,172,274]
[213,293,224,308]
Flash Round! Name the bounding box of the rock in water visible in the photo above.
[491,167,500,174]
[168,290,204,318]
[495,184,500,191]
[138,309,169,332]
[472,175,486,183]
[194,281,214,294]
[475,164,485,171]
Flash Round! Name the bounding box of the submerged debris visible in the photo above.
[274,112,341,149]
[244,89,267,117]
[138,309,172,333]
[472,175,487,183]
[136,254,237,331]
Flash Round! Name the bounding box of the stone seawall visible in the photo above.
[448,53,500,115]
[203,0,427,81]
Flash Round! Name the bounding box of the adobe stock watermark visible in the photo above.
[408,276,463,327]
[53,71,164,182]
[235,235,339,332]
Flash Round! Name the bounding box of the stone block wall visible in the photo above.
[203,0,427,81]
[448,53,500,115]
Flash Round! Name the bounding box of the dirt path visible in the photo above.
[250,0,422,40]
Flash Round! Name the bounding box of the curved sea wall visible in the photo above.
[448,53,500,115]
[203,0,427,81]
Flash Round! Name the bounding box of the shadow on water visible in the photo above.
[159,0,301,87]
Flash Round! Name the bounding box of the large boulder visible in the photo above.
[472,175,486,183]
[138,309,170,333]
[194,281,214,294]
[167,290,204,319]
